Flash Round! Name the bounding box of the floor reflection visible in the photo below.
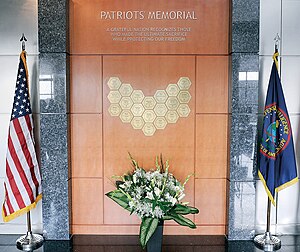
[1,235,300,252]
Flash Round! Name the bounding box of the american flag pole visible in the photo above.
[13,34,43,251]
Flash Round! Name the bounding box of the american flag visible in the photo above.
[2,51,42,222]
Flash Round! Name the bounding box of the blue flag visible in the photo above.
[259,54,298,205]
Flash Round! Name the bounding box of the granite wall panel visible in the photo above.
[229,0,259,241]
[39,0,70,240]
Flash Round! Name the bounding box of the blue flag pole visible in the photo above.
[274,34,280,237]
[254,34,282,251]
[267,36,280,234]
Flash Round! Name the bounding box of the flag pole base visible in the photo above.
[16,231,43,251]
[254,232,281,251]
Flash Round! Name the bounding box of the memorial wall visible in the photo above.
[69,0,230,235]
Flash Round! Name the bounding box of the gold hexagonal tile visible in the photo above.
[106,76,193,136]
[177,77,191,90]
[142,123,156,136]
[108,104,122,116]
[178,91,191,103]
[177,104,191,117]
[142,110,156,123]
[154,117,167,129]
[131,104,145,117]
[108,90,122,103]
[165,111,179,123]
[166,84,180,96]
[131,90,144,103]
[131,117,145,129]
[107,77,122,90]
[120,110,133,123]
[154,104,168,117]
[142,96,156,110]
[119,97,133,110]
[119,83,133,96]
[166,97,180,110]
[154,90,168,103]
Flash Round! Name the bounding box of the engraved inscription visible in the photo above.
[154,104,168,117]
[154,90,168,103]
[120,97,133,109]
[131,117,145,129]
[119,83,133,96]
[178,91,191,103]
[107,77,122,90]
[131,104,145,116]
[142,123,156,136]
[166,84,180,96]
[165,111,179,123]
[108,104,122,116]
[131,90,144,103]
[108,90,122,103]
[178,77,191,90]
[177,104,190,117]
[120,110,133,123]
[166,97,180,110]
[143,97,156,109]
[154,117,167,129]
[142,110,156,123]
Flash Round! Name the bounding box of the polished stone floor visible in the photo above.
[0,235,300,252]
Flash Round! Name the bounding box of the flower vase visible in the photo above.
[147,220,164,252]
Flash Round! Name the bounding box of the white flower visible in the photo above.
[110,157,193,219]
[133,174,137,184]
[146,191,154,200]
[170,197,177,205]
[135,168,144,179]
[164,192,177,205]
[153,206,163,218]
[129,201,135,209]
[154,187,161,197]
[178,193,185,201]
[123,181,132,189]
[136,187,143,194]
[145,172,152,181]
[134,202,153,218]
[166,181,176,191]
[156,179,162,188]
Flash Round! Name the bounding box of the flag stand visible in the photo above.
[16,212,43,251]
[14,34,43,251]
[253,199,281,251]
[254,33,282,252]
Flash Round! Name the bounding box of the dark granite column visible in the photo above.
[228,0,260,240]
[38,0,70,240]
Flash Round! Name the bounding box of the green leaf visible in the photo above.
[123,174,131,181]
[139,218,159,249]
[115,180,124,189]
[186,206,199,214]
[172,204,199,215]
[168,213,197,229]
[158,201,172,213]
[105,190,131,211]
[152,201,156,211]
[162,215,173,220]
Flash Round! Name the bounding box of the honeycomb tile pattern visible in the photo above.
[107,77,192,136]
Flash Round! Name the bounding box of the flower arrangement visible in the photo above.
[106,154,199,249]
